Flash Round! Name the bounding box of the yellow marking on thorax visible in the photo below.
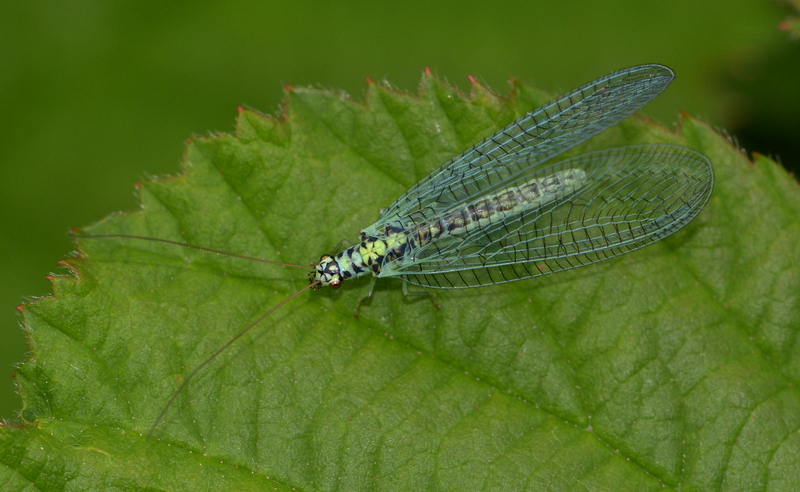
[337,252,356,273]
[359,238,387,265]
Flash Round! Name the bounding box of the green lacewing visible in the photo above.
[77,64,713,437]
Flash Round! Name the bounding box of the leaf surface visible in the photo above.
[3,72,799,491]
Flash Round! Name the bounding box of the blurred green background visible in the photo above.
[1,0,798,422]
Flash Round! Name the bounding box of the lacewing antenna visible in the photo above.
[147,282,316,439]
[70,231,317,439]
[69,232,313,269]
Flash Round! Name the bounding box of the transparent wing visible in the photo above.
[364,64,675,237]
[378,145,713,288]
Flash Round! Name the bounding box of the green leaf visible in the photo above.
[3,72,799,491]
